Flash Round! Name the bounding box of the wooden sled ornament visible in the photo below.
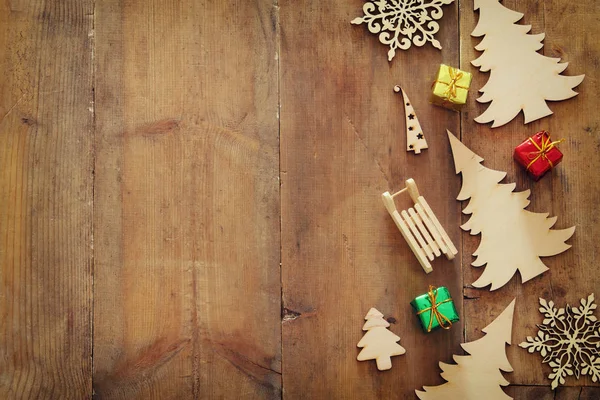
[394,86,428,154]
[382,179,457,273]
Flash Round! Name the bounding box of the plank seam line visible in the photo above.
[540,0,556,305]
[90,0,97,395]
[275,0,283,398]
[457,0,466,346]
[509,383,598,388]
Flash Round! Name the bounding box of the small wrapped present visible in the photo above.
[514,131,564,181]
[430,64,472,112]
[410,286,459,333]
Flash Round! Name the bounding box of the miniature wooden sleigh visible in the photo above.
[382,179,457,273]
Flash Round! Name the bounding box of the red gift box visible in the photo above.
[514,131,564,181]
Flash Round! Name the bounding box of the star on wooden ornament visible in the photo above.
[395,86,428,154]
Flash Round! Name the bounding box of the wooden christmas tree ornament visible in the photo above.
[357,308,406,371]
[471,0,585,127]
[447,130,575,290]
[416,299,516,399]
[382,179,457,274]
[395,86,428,154]
[351,0,455,61]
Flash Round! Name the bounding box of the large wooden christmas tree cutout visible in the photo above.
[471,0,584,128]
[357,308,406,370]
[416,298,516,400]
[447,131,575,290]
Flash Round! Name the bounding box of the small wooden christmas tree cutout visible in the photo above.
[382,179,457,274]
[395,86,428,154]
[471,0,584,127]
[416,299,516,399]
[447,131,575,290]
[357,308,405,371]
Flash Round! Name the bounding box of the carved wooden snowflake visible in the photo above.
[519,294,600,389]
[351,0,455,61]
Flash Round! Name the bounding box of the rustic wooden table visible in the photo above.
[1,0,599,399]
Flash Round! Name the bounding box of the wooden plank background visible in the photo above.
[0,0,94,398]
[0,0,598,399]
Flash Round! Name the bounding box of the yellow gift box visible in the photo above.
[430,64,472,112]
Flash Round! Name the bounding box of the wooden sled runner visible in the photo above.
[382,179,457,273]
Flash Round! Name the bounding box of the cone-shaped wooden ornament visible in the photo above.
[395,86,428,154]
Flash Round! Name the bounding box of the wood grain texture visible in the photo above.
[0,0,598,398]
[93,0,281,398]
[280,0,462,398]
[0,0,94,398]
[506,385,600,399]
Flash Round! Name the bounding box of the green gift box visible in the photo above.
[430,64,472,112]
[410,286,459,333]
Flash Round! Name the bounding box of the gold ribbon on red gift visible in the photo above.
[526,132,565,171]
[416,285,453,332]
[434,67,468,104]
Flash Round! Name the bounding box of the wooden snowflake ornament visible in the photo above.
[416,299,516,399]
[351,0,455,61]
[357,308,406,370]
[471,0,585,127]
[395,86,428,154]
[447,131,575,290]
[520,295,600,389]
